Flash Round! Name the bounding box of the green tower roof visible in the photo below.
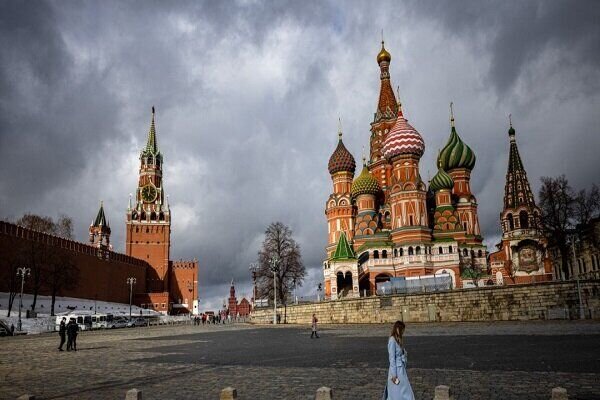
[93,202,108,227]
[141,106,161,158]
[332,231,356,260]
[351,162,381,198]
[429,160,454,192]
[438,105,476,171]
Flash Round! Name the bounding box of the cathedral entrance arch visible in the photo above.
[336,271,353,298]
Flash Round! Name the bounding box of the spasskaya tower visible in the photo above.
[126,107,171,293]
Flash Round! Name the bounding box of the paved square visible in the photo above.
[1,321,599,399]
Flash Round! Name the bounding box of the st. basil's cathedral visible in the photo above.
[323,42,551,299]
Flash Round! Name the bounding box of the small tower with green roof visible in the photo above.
[325,231,360,300]
[430,157,462,235]
[89,201,111,254]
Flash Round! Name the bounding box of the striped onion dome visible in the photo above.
[382,107,425,159]
[438,121,476,171]
[429,166,454,192]
[351,163,381,198]
[328,132,356,175]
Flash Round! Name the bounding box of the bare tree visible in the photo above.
[46,253,79,316]
[15,213,74,313]
[574,184,600,227]
[3,249,25,317]
[538,176,576,280]
[255,222,306,306]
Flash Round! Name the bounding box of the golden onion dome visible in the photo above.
[377,41,391,64]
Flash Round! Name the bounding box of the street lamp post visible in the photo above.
[187,281,193,316]
[126,277,137,319]
[570,233,585,319]
[16,267,30,332]
[269,256,280,325]
[317,283,322,302]
[293,277,297,305]
[249,262,258,309]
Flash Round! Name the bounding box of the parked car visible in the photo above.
[126,317,147,328]
[108,317,128,329]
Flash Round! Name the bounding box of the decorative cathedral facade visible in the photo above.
[323,43,487,299]
[489,120,552,284]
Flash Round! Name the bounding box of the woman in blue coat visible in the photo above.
[382,321,415,400]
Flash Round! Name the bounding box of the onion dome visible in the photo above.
[508,113,516,137]
[351,161,381,197]
[429,165,454,192]
[328,128,356,175]
[438,103,476,171]
[377,41,391,64]
[382,104,425,159]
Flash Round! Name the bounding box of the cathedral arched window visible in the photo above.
[382,250,387,259]
[416,246,421,255]
[141,212,146,221]
[463,248,468,257]
[470,250,475,257]
[399,248,404,256]
[478,250,483,258]
[132,212,138,220]
[408,247,414,256]
[150,212,157,221]
[507,214,514,230]
[159,212,164,221]
[148,156,154,165]
[439,246,443,255]
[448,246,453,254]
[394,249,398,257]
[519,211,529,229]
[373,250,379,259]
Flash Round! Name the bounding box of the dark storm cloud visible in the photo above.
[407,0,600,94]
[1,0,599,310]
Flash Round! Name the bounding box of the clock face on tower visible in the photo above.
[141,184,157,203]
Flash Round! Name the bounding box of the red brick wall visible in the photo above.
[0,221,148,304]
[169,260,198,311]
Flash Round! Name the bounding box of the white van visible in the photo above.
[91,314,108,329]
[55,314,92,331]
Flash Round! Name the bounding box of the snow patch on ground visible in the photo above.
[0,292,160,334]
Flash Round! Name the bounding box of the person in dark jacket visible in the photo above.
[58,317,67,351]
[66,319,79,351]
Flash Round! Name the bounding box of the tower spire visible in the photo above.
[338,117,343,140]
[144,106,158,155]
[375,39,396,121]
[450,102,455,127]
[396,85,404,117]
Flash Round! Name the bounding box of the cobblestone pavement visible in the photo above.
[1,321,599,400]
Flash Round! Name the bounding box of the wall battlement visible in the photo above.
[0,220,149,268]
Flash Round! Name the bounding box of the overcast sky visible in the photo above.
[1,1,599,311]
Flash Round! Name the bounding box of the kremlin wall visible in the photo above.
[0,220,147,304]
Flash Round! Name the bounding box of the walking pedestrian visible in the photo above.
[310,314,319,338]
[58,317,67,351]
[66,319,79,351]
[382,321,414,400]
[10,324,15,336]
[66,319,75,351]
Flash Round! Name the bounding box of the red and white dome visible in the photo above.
[382,110,425,159]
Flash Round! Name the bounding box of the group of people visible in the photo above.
[57,317,79,352]
[193,311,246,325]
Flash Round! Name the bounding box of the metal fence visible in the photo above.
[376,274,453,296]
